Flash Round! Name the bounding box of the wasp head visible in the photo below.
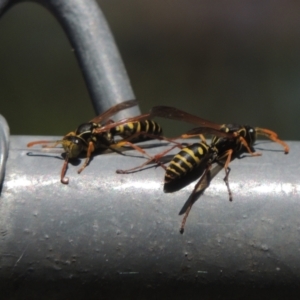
[243,125,256,148]
[62,134,86,158]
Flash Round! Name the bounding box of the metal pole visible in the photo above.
[0,0,140,118]
[0,135,298,298]
[0,115,9,190]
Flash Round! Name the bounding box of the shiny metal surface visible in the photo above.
[0,0,139,118]
[0,136,298,298]
[0,115,9,189]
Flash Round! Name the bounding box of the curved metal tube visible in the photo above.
[0,0,140,118]
[0,136,298,298]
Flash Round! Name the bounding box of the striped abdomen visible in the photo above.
[112,120,162,140]
[165,143,213,184]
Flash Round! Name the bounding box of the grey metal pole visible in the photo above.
[0,135,298,298]
[0,0,140,118]
[0,115,9,190]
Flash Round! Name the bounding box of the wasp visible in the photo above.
[27,100,164,184]
[150,106,289,194]
[148,105,289,233]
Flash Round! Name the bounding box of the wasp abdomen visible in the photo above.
[113,120,162,140]
[165,143,211,183]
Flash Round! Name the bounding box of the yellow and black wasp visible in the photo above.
[27,100,164,184]
[148,105,289,233]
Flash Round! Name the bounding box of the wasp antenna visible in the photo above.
[41,140,65,149]
[255,127,289,154]
[27,140,55,147]
[27,140,64,148]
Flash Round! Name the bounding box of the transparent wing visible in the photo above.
[150,106,223,130]
[89,99,138,124]
[93,113,151,134]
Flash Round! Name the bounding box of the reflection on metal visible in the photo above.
[0,115,9,189]
[0,136,298,298]
[0,0,140,118]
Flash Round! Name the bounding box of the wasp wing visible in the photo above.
[178,161,224,216]
[89,99,138,124]
[93,113,152,134]
[179,126,236,139]
[150,106,223,130]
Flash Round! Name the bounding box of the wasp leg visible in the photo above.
[119,131,184,149]
[113,131,184,174]
[115,130,210,175]
[223,166,232,201]
[115,142,179,174]
[255,127,289,154]
[218,149,234,201]
[77,141,95,174]
[238,136,262,157]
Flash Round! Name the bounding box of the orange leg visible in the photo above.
[218,137,262,202]
[115,141,179,174]
[255,127,289,154]
[114,131,212,175]
[238,136,262,157]
[220,149,234,201]
[110,130,208,174]
[113,132,185,174]
[120,131,184,149]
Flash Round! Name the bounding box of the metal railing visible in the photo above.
[0,135,298,299]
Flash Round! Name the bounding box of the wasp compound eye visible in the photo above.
[63,136,85,158]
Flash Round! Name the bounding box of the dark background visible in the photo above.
[0,0,299,139]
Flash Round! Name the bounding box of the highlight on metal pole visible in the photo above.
[0,114,9,190]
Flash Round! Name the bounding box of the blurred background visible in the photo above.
[0,0,299,139]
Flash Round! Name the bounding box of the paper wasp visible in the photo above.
[148,105,289,233]
[116,105,289,233]
[27,99,165,184]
